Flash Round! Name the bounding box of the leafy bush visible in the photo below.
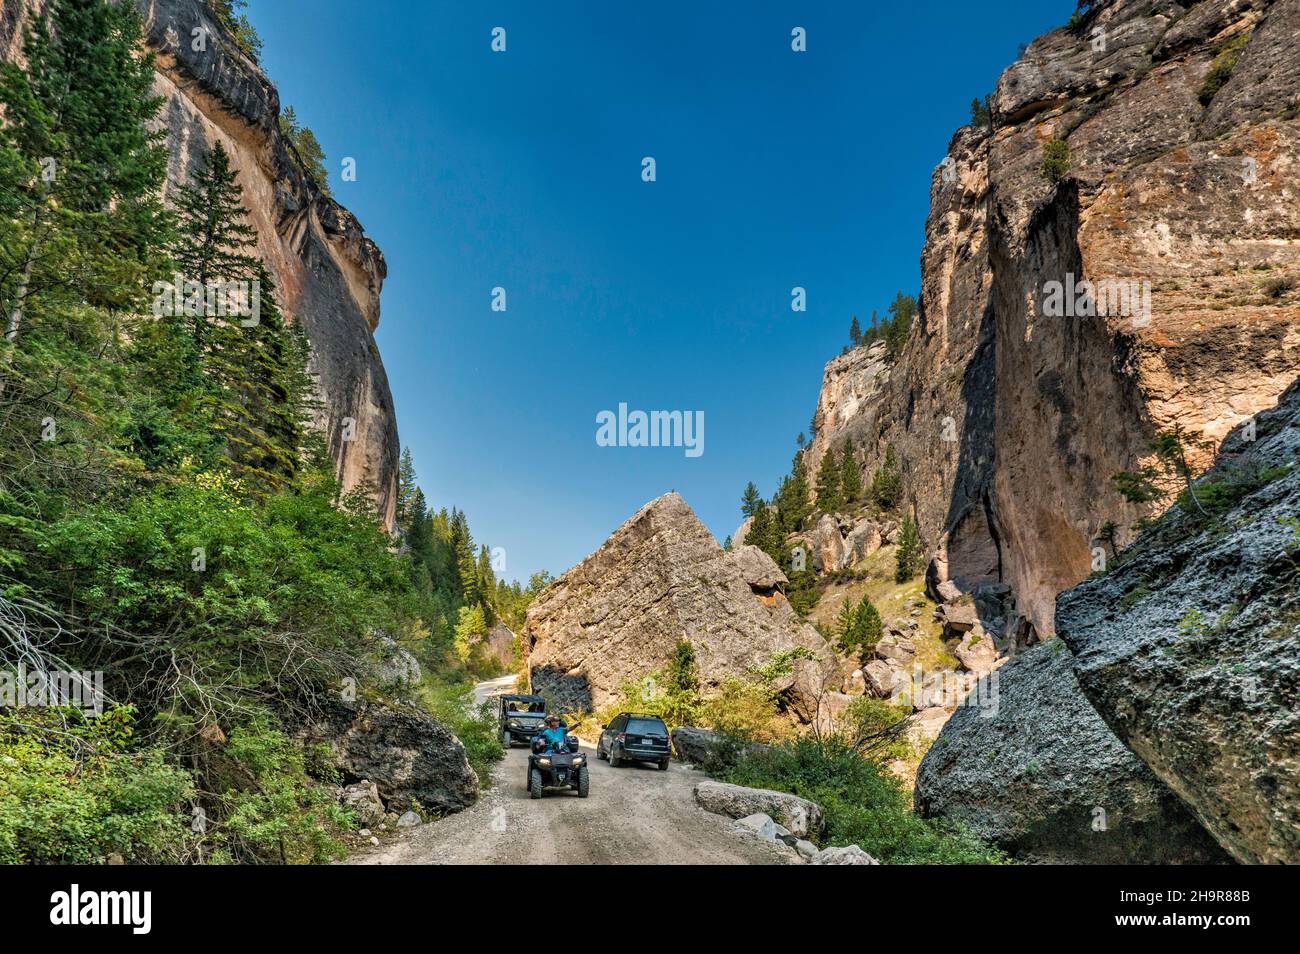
[1040,138,1071,183]
[0,707,195,864]
[719,734,1007,864]
[206,714,349,864]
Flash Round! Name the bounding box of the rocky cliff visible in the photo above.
[524,493,835,719]
[917,376,1297,863]
[806,0,1300,640]
[1,0,400,524]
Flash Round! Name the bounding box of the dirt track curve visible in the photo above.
[347,676,789,865]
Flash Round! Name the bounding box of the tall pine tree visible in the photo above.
[895,514,922,583]
[0,0,169,389]
[815,447,843,514]
[170,140,307,491]
[840,440,862,504]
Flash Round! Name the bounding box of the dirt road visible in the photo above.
[348,678,790,865]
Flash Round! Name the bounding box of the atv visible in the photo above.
[527,726,590,799]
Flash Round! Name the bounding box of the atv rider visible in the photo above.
[538,714,570,753]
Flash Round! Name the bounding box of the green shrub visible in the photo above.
[206,714,349,864]
[1199,35,1250,106]
[1040,139,1071,183]
[700,676,784,744]
[421,681,505,788]
[719,734,1008,864]
[0,707,195,864]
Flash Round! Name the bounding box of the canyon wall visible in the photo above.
[806,0,1300,638]
[2,0,400,524]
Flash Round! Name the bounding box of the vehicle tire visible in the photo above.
[529,769,543,799]
[658,759,669,771]
[576,766,590,798]
[597,741,607,761]
[609,747,621,768]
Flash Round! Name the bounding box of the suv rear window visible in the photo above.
[627,717,667,736]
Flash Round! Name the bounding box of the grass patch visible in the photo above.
[715,734,1009,864]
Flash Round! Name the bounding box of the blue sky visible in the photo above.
[249,0,1068,584]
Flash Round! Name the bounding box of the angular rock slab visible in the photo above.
[1059,383,1300,864]
[914,642,1229,864]
[525,492,834,715]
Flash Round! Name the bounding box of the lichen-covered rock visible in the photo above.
[811,515,846,574]
[299,701,479,816]
[725,544,788,590]
[525,493,835,716]
[1059,381,1300,863]
[812,845,880,865]
[914,642,1229,864]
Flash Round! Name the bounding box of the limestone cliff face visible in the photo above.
[806,0,1300,639]
[2,0,400,524]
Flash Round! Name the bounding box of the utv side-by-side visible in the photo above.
[527,727,590,799]
[498,694,547,747]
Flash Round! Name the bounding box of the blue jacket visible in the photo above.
[539,726,568,751]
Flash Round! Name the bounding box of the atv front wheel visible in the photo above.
[576,766,590,798]
[502,730,511,747]
[529,769,543,799]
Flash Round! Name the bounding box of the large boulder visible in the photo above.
[671,726,725,765]
[525,493,835,716]
[725,544,788,591]
[810,514,846,574]
[298,701,479,816]
[954,627,999,673]
[371,637,421,691]
[694,780,825,839]
[842,518,882,567]
[914,642,1229,864]
[1059,383,1300,864]
[340,780,385,827]
[862,660,900,698]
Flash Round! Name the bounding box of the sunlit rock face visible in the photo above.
[805,0,1300,639]
[2,0,400,525]
[525,493,835,719]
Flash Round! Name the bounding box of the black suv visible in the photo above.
[597,713,670,770]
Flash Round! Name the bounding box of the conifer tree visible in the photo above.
[871,444,903,510]
[171,141,306,491]
[815,447,843,514]
[841,440,862,504]
[895,514,922,583]
[395,448,419,532]
[849,314,861,347]
[169,140,260,350]
[773,449,812,533]
[0,0,169,383]
[741,481,762,518]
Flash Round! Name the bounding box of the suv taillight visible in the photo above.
[617,732,626,741]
